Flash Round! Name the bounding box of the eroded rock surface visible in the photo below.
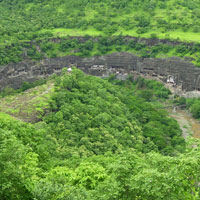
[1,52,200,96]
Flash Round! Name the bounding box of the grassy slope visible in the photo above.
[0,81,54,122]
[46,1,200,42]
[1,0,200,67]
[1,0,200,43]
[46,28,200,43]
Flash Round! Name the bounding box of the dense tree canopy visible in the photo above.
[1,69,199,199]
[1,0,200,66]
[1,0,200,43]
[1,0,200,197]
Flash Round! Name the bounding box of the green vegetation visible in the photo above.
[1,0,200,198]
[186,98,200,119]
[1,0,200,66]
[0,80,53,122]
[0,79,47,98]
[133,77,171,100]
[2,36,200,67]
[1,0,200,42]
[1,69,200,199]
[174,96,200,119]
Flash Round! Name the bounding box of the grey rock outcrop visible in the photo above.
[0,52,200,95]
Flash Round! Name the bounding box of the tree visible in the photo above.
[190,102,200,118]
[0,129,32,200]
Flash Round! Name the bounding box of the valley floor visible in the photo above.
[167,108,200,139]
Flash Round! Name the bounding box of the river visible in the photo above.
[168,108,200,139]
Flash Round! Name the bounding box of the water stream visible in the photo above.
[168,108,200,139]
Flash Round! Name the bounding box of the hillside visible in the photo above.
[0,80,54,122]
[0,69,200,199]
[1,0,200,67]
[1,0,200,42]
[0,69,183,154]
[1,1,200,199]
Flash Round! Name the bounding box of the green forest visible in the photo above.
[1,0,200,199]
[1,0,200,42]
[1,0,200,66]
[0,69,200,199]
[2,36,200,66]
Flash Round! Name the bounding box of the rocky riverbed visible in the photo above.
[168,108,200,139]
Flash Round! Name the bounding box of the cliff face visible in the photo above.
[0,52,200,93]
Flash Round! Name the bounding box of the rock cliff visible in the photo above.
[1,52,200,95]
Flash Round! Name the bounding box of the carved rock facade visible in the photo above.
[0,52,200,94]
